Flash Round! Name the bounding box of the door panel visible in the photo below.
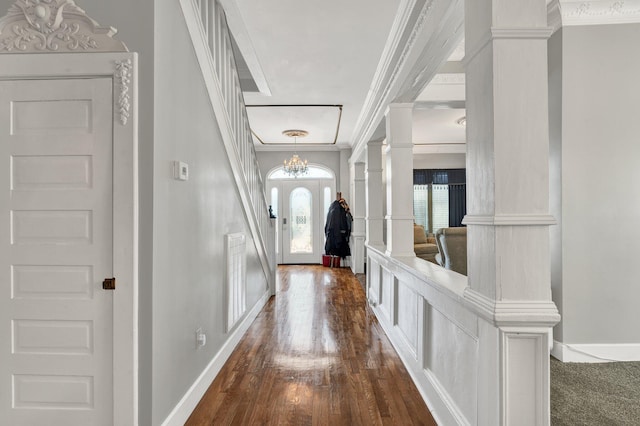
[282,181,320,264]
[0,79,113,425]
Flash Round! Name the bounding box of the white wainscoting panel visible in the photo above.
[379,266,393,323]
[396,282,418,354]
[425,306,478,423]
[225,233,246,332]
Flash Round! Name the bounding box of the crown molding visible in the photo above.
[548,0,564,32]
[349,0,464,163]
[0,0,127,53]
[548,0,640,33]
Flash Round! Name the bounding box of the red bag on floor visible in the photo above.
[322,255,341,267]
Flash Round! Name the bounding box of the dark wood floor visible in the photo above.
[186,265,437,425]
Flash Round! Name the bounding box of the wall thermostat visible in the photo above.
[173,161,189,181]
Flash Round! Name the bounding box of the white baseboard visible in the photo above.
[552,340,640,362]
[161,291,270,426]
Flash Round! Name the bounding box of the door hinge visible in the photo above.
[103,277,116,290]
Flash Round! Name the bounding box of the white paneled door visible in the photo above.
[0,78,114,425]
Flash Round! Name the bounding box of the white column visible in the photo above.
[350,161,366,274]
[385,103,415,258]
[463,0,560,424]
[366,139,384,248]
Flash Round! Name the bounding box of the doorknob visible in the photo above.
[103,277,116,290]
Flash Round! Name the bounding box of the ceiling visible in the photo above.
[222,0,466,153]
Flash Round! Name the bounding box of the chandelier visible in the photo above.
[282,129,309,178]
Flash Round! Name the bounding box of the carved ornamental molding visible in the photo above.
[0,0,128,53]
[549,0,640,31]
[115,59,132,125]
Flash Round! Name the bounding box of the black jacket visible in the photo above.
[324,199,352,258]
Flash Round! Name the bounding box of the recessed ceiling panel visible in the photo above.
[246,105,342,145]
[412,108,466,144]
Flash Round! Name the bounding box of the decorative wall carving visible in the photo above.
[549,0,640,27]
[115,59,132,125]
[0,0,128,53]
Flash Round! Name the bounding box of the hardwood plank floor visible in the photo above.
[186,265,437,425]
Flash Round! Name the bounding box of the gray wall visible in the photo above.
[0,0,270,423]
[548,29,564,341]
[257,149,344,188]
[554,23,640,345]
[152,2,267,423]
[413,152,466,169]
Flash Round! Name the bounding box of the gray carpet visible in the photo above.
[551,357,640,425]
[354,271,639,424]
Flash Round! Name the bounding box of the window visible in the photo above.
[413,169,466,234]
[269,165,332,180]
[271,187,279,254]
[289,187,313,254]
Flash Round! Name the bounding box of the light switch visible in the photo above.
[173,161,189,181]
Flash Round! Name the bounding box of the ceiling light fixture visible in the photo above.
[283,129,309,178]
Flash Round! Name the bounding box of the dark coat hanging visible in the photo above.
[324,198,352,258]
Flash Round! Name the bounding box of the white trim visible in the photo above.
[111,52,139,426]
[559,0,640,26]
[464,288,560,327]
[463,26,553,68]
[491,27,554,39]
[0,0,129,53]
[350,0,464,163]
[548,0,564,33]
[161,291,270,426]
[551,341,640,362]
[462,214,557,226]
[548,0,640,32]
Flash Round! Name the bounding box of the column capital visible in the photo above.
[386,102,414,114]
[464,288,560,328]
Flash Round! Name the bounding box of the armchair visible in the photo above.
[434,227,467,275]
[413,223,439,263]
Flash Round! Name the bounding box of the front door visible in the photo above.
[0,78,115,425]
[281,180,321,264]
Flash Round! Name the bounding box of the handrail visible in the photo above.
[181,0,276,282]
